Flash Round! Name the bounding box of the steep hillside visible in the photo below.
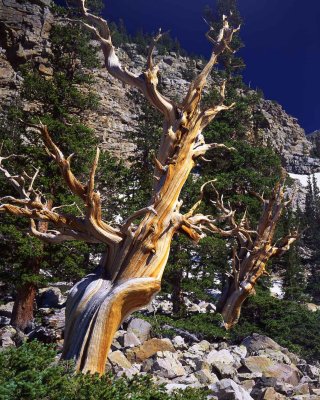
[1,0,319,174]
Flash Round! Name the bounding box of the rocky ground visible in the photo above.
[0,285,320,400]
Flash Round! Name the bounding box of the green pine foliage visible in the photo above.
[108,22,186,57]
[300,175,320,302]
[281,208,307,302]
[0,342,209,400]
[203,0,245,75]
[233,287,320,361]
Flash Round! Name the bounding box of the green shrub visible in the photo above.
[232,288,320,361]
[140,313,228,342]
[0,342,209,400]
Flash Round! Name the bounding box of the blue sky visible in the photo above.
[106,0,320,133]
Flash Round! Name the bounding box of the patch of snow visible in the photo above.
[289,172,320,189]
[270,278,284,299]
[89,253,101,265]
[114,214,123,224]
[207,288,221,299]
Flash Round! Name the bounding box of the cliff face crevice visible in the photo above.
[1,0,319,173]
[0,0,52,68]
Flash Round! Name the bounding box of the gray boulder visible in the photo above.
[195,369,219,385]
[165,383,188,392]
[243,356,301,386]
[42,309,65,330]
[242,333,281,354]
[0,326,16,348]
[209,378,254,400]
[27,326,58,343]
[108,350,132,372]
[181,351,206,372]
[118,332,141,348]
[37,287,65,308]
[205,349,239,378]
[151,351,186,379]
[0,316,11,327]
[172,374,200,385]
[298,364,320,380]
[172,335,187,350]
[189,340,211,354]
[127,318,151,343]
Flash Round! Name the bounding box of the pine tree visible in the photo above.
[282,209,306,301]
[304,175,320,302]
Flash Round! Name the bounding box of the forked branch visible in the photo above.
[181,16,240,115]
[0,124,122,246]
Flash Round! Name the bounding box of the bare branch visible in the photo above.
[199,102,236,130]
[87,147,100,205]
[71,0,178,125]
[0,155,28,198]
[30,220,99,244]
[1,124,123,246]
[27,167,40,194]
[272,231,299,257]
[185,180,216,218]
[181,16,240,114]
[31,124,87,201]
[147,28,164,70]
[0,201,83,231]
[193,142,236,159]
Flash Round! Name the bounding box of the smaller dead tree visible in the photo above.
[183,176,298,329]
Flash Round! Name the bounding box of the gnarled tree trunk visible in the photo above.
[62,113,215,372]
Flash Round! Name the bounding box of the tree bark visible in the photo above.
[217,273,259,329]
[213,184,298,329]
[10,281,37,331]
[10,204,52,332]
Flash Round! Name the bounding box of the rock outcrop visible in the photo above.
[0,0,53,110]
[307,130,320,158]
[257,100,320,174]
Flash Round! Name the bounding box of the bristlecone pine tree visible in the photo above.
[211,181,298,328]
[0,0,297,374]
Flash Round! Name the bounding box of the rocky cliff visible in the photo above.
[257,100,320,174]
[1,0,319,174]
